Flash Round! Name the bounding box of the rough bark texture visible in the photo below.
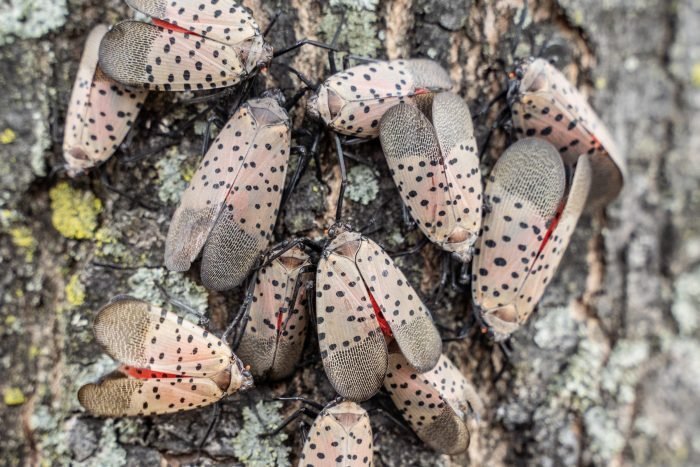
[1,0,698,466]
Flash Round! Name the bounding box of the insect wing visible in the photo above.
[199,98,291,291]
[78,371,225,416]
[125,0,262,45]
[165,100,260,273]
[404,58,452,91]
[512,58,624,207]
[472,138,565,338]
[93,297,232,377]
[355,235,441,372]
[384,351,477,455]
[513,156,592,322]
[99,20,248,91]
[316,230,388,401]
[236,244,312,380]
[63,25,146,176]
[300,401,374,466]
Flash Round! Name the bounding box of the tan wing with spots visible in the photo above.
[379,93,481,262]
[384,351,479,455]
[63,25,146,176]
[512,58,624,208]
[78,371,225,416]
[355,235,441,372]
[404,59,452,91]
[513,156,592,323]
[471,138,565,339]
[164,101,260,273]
[99,20,248,91]
[199,98,291,291]
[236,244,312,381]
[300,401,374,467]
[93,297,232,376]
[126,0,261,45]
[316,230,388,402]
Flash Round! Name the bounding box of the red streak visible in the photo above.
[152,18,198,36]
[414,88,430,95]
[276,308,285,331]
[121,365,179,379]
[368,291,393,338]
[535,202,565,259]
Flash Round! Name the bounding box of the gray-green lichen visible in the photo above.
[73,420,127,467]
[127,267,209,315]
[156,148,195,205]
[320,0,381,58]
[671,266,700,335]
[346,165,379,205]
[0,0,67,46]
[230,401,291,467]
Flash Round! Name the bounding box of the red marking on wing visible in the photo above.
[120,365,179,379]
[276,307,285,332]
[368,290,393,338]
[536,202,564,258]
[414,88,430,95]
[152,18,197,36]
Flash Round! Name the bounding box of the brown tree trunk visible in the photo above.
[1,0,697,465]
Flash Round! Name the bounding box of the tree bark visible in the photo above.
[0,0,698,465]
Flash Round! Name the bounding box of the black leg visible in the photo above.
[263,11,281,37]
[222,274,258,344]
[259,406,317,438]
[333,133,348,222]
[388,237,429,258]
[200,115,226,158]
[197,402,221,450]
[273,39,342,59]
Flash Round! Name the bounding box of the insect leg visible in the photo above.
[155,282,209,325]
[222,273,258,344]
[197,402,221,450]
[388,237,429,258]
[259,406,318,438]
[272,39,343,59]
[333,133,348,222]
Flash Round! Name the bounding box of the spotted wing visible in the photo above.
[93,297,232,377]
[472,138,565,338]
[355,235,441,372]
[126,0,261,45]
[236,244,311,381]
[164,101,260,273]
[316,231,388,402]
[99,20,247,91]
[300,401,374,466]
[199,98,291,291]
[513,156,592,323]
[512,58,623,207]
[380,95,481,261]
[384,351,470,455]
[63,25,146,176]
[78,372,224,416]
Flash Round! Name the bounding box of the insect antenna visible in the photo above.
[197,403,222,451]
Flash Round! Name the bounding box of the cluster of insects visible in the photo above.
[64,0,625,463]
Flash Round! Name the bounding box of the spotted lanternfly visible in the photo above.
[164,96,290,291]
[308,59,452,137]
[63,25,147,177]
[472,138,592,340]
[379,92,482,262]
[78,296,254,416]
[300,400,374,467]
[235,243,314,381]
[384,348,483,455]
[98,0,272,91]
[509,57,624,208]
[316,225,442,402]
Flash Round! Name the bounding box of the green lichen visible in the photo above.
[346,165,379,205]
[9,225,36,261]
[584,406,626,463]
[49,182,102,240]
[320,1,381,59]
[692,63,700,88]
[0,128,16,144]
[601,340,650,404]
[3,387,25,406]
[0,0,67,46]
[231,401,291,467]
[65,273,86,307]
[156,148,195,205]
[93,227,133,263]
[127,267,208,315]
